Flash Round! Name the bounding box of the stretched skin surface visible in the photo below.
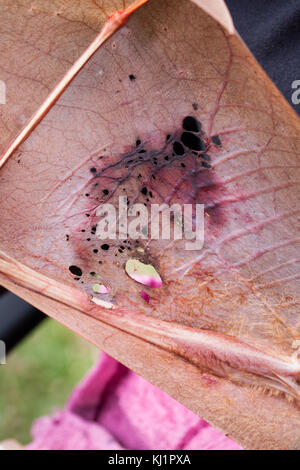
[0,0,138,154]
[0,0,300,448]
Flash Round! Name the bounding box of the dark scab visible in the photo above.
[181,132,205,151]
[192,103,198,111]
[93,249,99,254]
[103,189,109,195]
[212,135,221,146]
[136,139,141,146]
[129,74,136,81]
[141,187,148,196]
[90,167,97,173]
[101,243,110,251]
[173,141,185,156]
[69,265,82,277]
[182,116,201,133]
[202,161,211,169]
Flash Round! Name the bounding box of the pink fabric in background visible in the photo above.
[27,354,242,450]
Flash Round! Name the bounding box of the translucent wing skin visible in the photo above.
[0,0,300,449]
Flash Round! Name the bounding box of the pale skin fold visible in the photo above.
[0,0,300,449]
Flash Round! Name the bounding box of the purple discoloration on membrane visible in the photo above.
[64,115,230,311]
[140,290,150,303]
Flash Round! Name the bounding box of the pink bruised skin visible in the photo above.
[61,116,300,404]
[67,115,227,308]
[0,0,298,449]
[140,290,150,303]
